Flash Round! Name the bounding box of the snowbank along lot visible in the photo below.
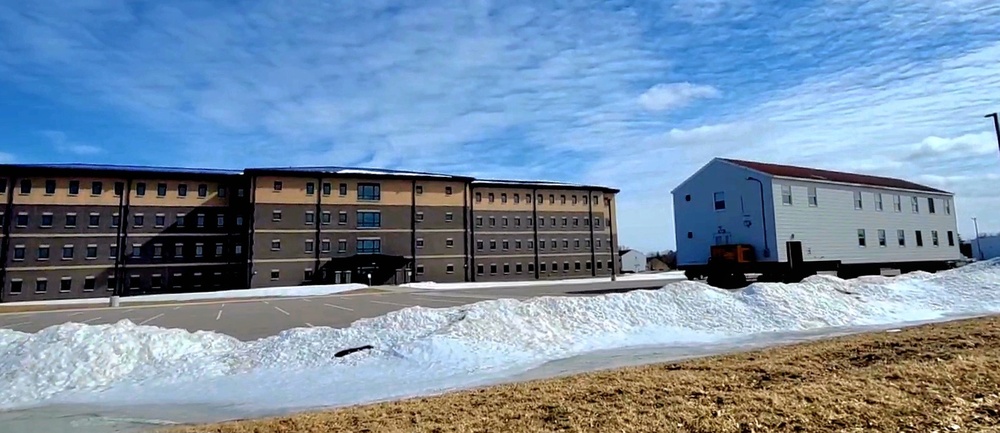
[1,263,999,433]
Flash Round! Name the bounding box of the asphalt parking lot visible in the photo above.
[0,278,682,340]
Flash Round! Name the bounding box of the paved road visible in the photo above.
[0,278,683,340]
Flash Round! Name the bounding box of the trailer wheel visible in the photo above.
[684,269,701,280]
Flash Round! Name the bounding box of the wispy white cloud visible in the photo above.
[638,83,721,112]
[39,130,103,156]
[1,0,999,253]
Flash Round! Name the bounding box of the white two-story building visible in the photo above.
[672,158,961,281]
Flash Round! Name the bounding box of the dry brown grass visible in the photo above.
[168,315,1000,433]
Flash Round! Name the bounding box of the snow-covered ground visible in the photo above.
[5,283,370,307]
[399,271,684,290]
[1,261,1000,433]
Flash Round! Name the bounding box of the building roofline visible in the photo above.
[471,179,620,193]
[0,163,244,180]
[243,166,474,181]
[720,157,952,195]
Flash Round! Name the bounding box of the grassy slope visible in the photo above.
[170,316,1000,433]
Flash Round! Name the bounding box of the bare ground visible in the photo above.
[168,315,1000,433]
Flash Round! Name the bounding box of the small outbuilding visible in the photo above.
[619,249,646,273]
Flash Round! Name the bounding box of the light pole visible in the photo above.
[986,113,1000,156]
[746,176,771,258]
[973,217,985,260]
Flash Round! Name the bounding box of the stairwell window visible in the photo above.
[713,191,725,210]
[857,229,866,247]
[781,185,792,205]
[357,211,381,228]
[357,239,381,254]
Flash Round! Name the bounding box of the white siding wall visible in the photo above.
[620,250,646,273]
[673,160,779,267]
[771,178,960,264]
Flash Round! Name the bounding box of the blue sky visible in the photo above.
[2,0,1000,253]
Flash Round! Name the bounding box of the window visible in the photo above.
[110,245,119,259]
[445,186,453,195]
[416,238,424,248]
[857,229,866,247]
[357,211,381,228]
[539,240,546,249]
[84,277,95,292]
[893,195,902,212]
[502,217,508,227]
[270,270,280,281]
[490,264,498,274]
[272,210,282,222]
[574,239,581,248]
[446,264,455,273]
[107,277,116,291]
[502,240,509,250]
[560,195,566,204]
[898,229,906,246]
[514,194,520,204]
[65,213,77,227]
[927,197,935,214]
[16,213,27,227]
[490,240,497,250]
[477,264,485,275]
[220,186,229,198]
[477,240,484,250]
[86,245,97,259]
[176,214,186,227]
[528,240,534,249]
[178,184,188,197]
[217,215,225,227]
[321,240,331,252]
[416,265,425,275]
[35,279,48,293]
[322,211,332,224]
[305,239,314,253]
[503,263,510,274]
[781,185,792,205]
[305,211,315,224]
[155,214,166,227]
[134,214,144,227]
[41,213,53,227]
[0,178,7,194]
[446,238,454,248]
[515,240,522,249]
[157,183,168,196]
[196,214,205,228]
[195,243,204,257]
[322,182,332,195]
[44,179,56,194]
[88,213,100,227]
[152,275,163,289]
[806,187,817,206]
[12,245,24,261]
[60,278,72,292]
[563,239,569,249]
[38,245,50,260]
[415,185,423,195]
[594,218,601,228]
[416,212,424,222]
[273,181,283,191]
[63,180,78,195]
[198,184,208,198]
[877,229,886,247]
[501,193,507,203]
[476,216,483,227]
[91,181,103,195]
[357,239,381,254]
[215,243,224,256]
[575,262,582,271]
[19,179,31,194]
[563,262,570,271]
[136,182,146,196]
[540,263,547,272]
[947,231,955,247]
[271,240,281,251]
[572,195,578,205]
[932,230,939,246]
[549,194,555,204]
[236,216,244,226]
[915,230,924,247]
[132,244,142,258]
[358,183,380,201]
[114,182,124,196]
[911,196,919,213]
[306,182,315,195]
[338,239,347,252]
[339,183,348,195]
[445,212,454,222]
[475,192,482,202]
[851,191,862,210]
[62,245,74,259]
[573,217,579,227]
[153,244,163,258]
[713,192,725,210]
[488,193,495,203]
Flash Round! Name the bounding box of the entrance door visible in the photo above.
[786,241,803,269]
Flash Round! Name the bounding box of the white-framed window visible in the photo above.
[911,196,919,213]
[854,191,863,210]
[893,195,902,212]
[877,229,886,247]
[713,191,725,210]
[857,229,866,247]
[898,229,906,247]
[807,187,817,207]
[781,185,792,205]
[874,193,883,211]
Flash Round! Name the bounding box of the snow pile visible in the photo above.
[2,261,1000,413]
[7,283,369,307]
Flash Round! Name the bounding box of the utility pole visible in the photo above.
[987,113,1000,156]
[973,217,984,260]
